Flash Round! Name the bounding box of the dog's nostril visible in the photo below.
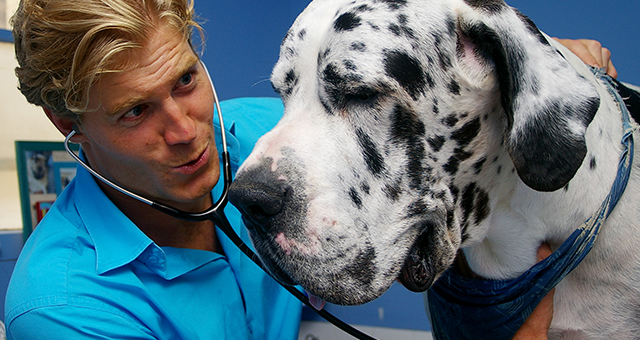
[228,178,288,231]
[248,205,269,220]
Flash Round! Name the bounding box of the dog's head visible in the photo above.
[229,0,599,305]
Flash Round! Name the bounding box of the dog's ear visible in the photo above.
[455,2,600,192]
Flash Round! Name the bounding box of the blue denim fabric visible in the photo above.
[427,69,637,340]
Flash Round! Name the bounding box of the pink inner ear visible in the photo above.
[457,32,486,75]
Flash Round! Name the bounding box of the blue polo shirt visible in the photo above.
[5,98,302,339]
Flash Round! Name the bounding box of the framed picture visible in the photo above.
[15,141,79,240]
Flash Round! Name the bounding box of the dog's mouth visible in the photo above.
[240,216,299,286]
[398,230,438,292]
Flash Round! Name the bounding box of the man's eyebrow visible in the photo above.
[106,55,201,117]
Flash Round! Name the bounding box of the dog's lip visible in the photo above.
[240,216,300,286]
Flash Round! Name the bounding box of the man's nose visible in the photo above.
[162,99,196,145]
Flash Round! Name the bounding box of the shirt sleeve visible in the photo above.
[7,307,156,340]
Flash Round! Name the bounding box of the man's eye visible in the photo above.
[178,73,193,86]
[123,105,145,119]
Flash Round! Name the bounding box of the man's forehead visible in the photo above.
[91,33,200,116]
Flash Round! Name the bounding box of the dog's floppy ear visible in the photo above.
[456,2,600,192]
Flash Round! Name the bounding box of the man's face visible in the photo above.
[79,24,218,211]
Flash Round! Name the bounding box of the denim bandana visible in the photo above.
[427,68,639,340]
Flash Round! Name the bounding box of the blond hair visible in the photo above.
[11,0,203,120]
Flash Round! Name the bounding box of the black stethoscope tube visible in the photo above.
[63,62,376,340]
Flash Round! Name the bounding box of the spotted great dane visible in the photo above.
[228,0,640,337]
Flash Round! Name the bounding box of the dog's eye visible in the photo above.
[345,88,380,105]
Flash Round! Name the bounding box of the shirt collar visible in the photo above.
[75,121,241,277]
[74,160,153,275]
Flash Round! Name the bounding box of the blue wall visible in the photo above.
[194,1,311,100]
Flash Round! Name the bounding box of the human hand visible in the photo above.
[511,243,554,340]
[553,38,618,79]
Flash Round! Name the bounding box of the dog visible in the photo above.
[228,0,640,337]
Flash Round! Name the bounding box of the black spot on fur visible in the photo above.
[474,189,490,224]
[407,199,427,218]
[320,98,332,115]
[298,29,307,40]
[281,29,293,46]
[368,22,380,30]
[460,183,490,226]
[341,246,376,289]
[446,15,456,35]
[390,105,426,190]
[448,80,461,95]
[283,69,299,96]
[589,157,597,170]
[376,0,408,10]
[450,117,481,146]
[384,182,402,201]
[443,114,458,127]
[334,12,362,32]
[351,42,367,52]
[284,47,296,59]
[356,128,385,176]
[322,63,364,109]
[463,0,507,13]
[428,135,446,152]
[443,148,474,175]
[473,157,487,175]
[461,183,476,226]
[318,49,331,65]
[438,51,453,70]
[361,182,371,195]
[354,4,372,12]
[349,187,363,209]
[344,60,358,71]
[388,15,416,39]
[384,51,427,100]
[450,185,460,204]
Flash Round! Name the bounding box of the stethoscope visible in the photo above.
[64,62,375,340]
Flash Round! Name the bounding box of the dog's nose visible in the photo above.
[228,175,287,232]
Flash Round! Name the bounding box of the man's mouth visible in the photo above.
[173,145,210,175]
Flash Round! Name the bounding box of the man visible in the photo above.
[6,1,301,339]
[5,0,618,339]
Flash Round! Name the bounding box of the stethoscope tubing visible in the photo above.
[63,62,375,340]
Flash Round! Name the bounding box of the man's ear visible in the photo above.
[43,108,87,143]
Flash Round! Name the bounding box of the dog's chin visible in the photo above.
[300,279,391,306]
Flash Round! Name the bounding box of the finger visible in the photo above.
[581,39,605,68]
[553,38,600,68]
[537,242,552,262]
[607,59,618,79]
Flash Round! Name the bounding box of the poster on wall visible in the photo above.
[15,141,79,240]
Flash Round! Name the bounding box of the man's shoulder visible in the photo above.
[5,194,93,321]
[220,97,283,133]
[218,97,284,163]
